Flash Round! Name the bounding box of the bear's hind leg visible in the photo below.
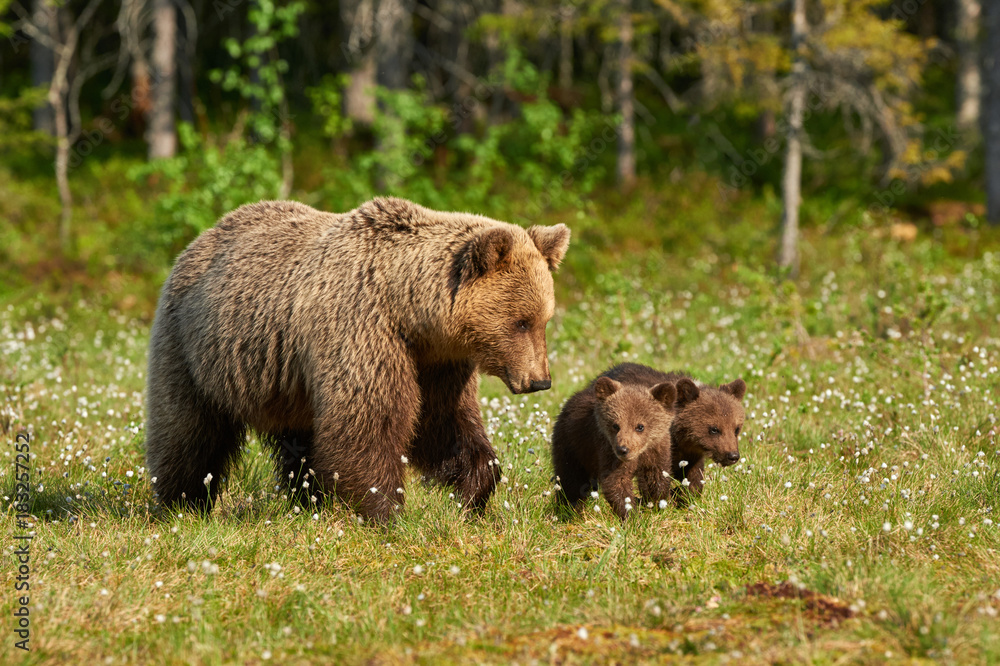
[268,430,316,505]
[410,361,500,513]
[552,451,591,510]
[145,333,244,511]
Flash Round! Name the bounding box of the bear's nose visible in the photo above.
[528,379,551,392]
[726,452,740,463]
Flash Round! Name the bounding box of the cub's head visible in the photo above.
[453,223,570,394]
[593,377,676,462]
[673,377,747,466]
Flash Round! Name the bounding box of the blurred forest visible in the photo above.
[0,0,998,296]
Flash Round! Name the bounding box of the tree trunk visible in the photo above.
[176,2,196,124]
[956,0,981,131]
[149,0,177,159]
[559,4,573,90]
[53,82,72,252]
[616,1,635,188]
[985,0,1000,224]
[341,0,377,124]
[376,0,414,91]
[31,0,56,135]
[779,0,807,277]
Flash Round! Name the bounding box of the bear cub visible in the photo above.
[551,365,677,520]
[603,364,747,500]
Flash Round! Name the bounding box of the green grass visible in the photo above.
[2,218,1000,664]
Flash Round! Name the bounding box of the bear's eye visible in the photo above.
[515,319,530,332]
[612,423,620,433]
[709,426,721,435]
[635,424,644,433]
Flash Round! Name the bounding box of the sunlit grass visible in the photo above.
[2,225,1000,664]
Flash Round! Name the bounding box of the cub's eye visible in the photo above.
[735,426,741,436]
[612,423,621,433]
[635,424,644,433]
[709,426,721,435]
[515,319,530,332]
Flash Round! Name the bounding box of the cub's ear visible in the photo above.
[650,382,676,409]
[674,378,700,407]
[593,376,621,401]
[528,224,571,271]
[458,227,514,283]
[720,378,747,401]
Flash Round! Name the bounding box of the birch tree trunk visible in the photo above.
[985,0,1000,224]
[778,0,807,276]
[31,0,56,135]
[149,0,177,159]
[956,0,981,131]
[616,1,636,189]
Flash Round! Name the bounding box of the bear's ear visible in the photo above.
[459,227,514,283]
[593,376,621,401]
[720,378,747,401]
[674,378,700,407]
[528,224,571,271]
[650,382,676,409]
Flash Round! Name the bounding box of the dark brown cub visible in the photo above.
[551,364,676,520]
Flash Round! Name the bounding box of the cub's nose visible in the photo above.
[726,452,740,464]
[528,379,551,392]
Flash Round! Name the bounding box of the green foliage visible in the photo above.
[129,124,282,259]
[209,0,306,148]
[305,74,354,141]
[0,87,53,153]
[309,49,610,212]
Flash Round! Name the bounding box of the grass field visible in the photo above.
[2,222,1000,664]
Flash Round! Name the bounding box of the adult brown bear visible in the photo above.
[144,197,570,522]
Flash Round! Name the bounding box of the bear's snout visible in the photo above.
[529,379,551,392]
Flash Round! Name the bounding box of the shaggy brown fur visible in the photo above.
[604,364,746,499]
[145,197,570,522]
[551,365,676,520]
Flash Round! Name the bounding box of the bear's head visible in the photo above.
[673,378,746,466]
[453,223,570,394]
[592,377,676,462]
